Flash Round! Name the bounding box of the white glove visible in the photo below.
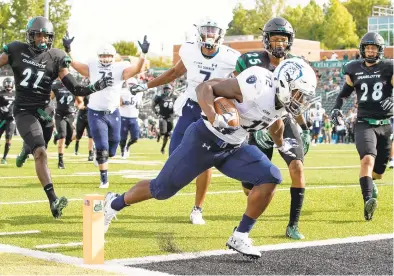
[212,113,239,135]
[274,138,299,158]
[130,83,148,95]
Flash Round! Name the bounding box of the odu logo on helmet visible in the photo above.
[246,75,257,84]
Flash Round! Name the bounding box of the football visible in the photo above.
[214,97,240,127]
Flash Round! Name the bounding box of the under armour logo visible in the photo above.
[94,113,98,116]
[212,63,218,68]
[202,143,211,150]
[374,71,380,73]
[187,103,193,109]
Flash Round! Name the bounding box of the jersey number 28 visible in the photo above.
[360,82,383,102]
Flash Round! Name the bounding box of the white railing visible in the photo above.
[372,6,394,16]
[326,88,340,99]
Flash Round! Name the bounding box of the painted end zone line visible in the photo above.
[108,233,394,266]
[0,230,40,236]
[0,244,169,276]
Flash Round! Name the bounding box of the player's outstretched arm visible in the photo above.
[58,67,113,96]
[147,60,187,89]
[0,53,8,67]
[62,32,89,77]
[196,78,243,124]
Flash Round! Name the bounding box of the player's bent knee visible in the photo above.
[149,178,182,200]
[33,146,47,160]
[96,149,109,164]
[361,155,375,167]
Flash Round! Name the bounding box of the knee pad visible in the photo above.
[149,178,180,200]
[96,149,109,164]
[269,165,282,184]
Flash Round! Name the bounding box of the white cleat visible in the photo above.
[190,207,206,225]
[104,192,119,233]
[99,182,109,189]
[226,228,261,259]
[388,160,394,169]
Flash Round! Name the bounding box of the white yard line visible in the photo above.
[0,183,392,205]
[108,233,394,266]
[34,242,83,249]
[0,230,40,236]
[0,243,168,275]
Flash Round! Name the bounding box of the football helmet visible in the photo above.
[196,18,225,50]
[162,84,172,96]
[2,77,14,91]
[97,44,116,66]
[359,32,385,63]
[25,16,54,51]
[273,58,316,116]
[262,17,294,58]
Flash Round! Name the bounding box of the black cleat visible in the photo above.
[58,160,65,169]
[50,196,68,218]
[364,198,378,221]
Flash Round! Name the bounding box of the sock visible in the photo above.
[289,187,305,227]
[58,153,63,162]
[162,136,168,151]
[119,140,126,154]
[111,193,129,211]
[193,206,202,212]
[126,139,136,149]
[237,214,256,233]
[75,140,79,153]
[360,176,373,201]
[3,143,10,159]
[100,169,108,184]
[43,183,57,203]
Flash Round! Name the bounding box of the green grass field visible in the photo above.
[0,138,392,265]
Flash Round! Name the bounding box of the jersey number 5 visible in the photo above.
[360,82,383,102]
[20,68,44,88]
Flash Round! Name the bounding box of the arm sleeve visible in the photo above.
[235,54,248,74]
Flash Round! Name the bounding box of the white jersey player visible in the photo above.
[119,78,143,158]
[102,58,317,260]
[129,18,240,225]
[67,36,150,188]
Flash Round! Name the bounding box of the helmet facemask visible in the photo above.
[264,32,291,58]
[3,79,14,92]
[26,31,54,51]
[360,43,383,64]
[198,25,224,50]
[99,54,115,66]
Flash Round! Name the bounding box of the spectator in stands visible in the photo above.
[343,52,349,61]
[330,52,338,60]
[355,52,360,59]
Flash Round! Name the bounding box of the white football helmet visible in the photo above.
[195,18,225,50]
[97,44,116,66]
[273,58,317,116]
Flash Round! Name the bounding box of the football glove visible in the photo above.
[300,129,311,155]
[62,31,74,53]
[212,113,239,135]
[138,35,150,54]
[89,75,114,92]
[130,83,148,95]
[275,138,299,158]
[380,96,393,111]
[253,129,274,150]
[330,109,343,126]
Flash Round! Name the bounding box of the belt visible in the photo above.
[361,118,391,126]
[91,110,116,115]
[215,138,242,150]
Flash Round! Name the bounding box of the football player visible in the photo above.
[152,84,177,154]
[63,34,149,188]
[129,18,240,224]
[331,32,393,221]
[119,78,143,158]
[74,78,94,161]
[50,79,77,169]
[0,16,113,218]
[0,77,16,164]
[103,58,316,259]
[199,17,311,239]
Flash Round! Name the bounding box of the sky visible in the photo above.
[66,0,329,62]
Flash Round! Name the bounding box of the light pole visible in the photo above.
[44,0,50,18]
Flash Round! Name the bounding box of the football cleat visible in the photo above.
[58,160,65,169]
[372,182,378,199]
[16,148,28,168]
[104,192,119,233]
[99,182,109,189]
[50,196,68,218]
[190,206,205,225]
[88,154,94,161]
[74,151,78,156]
[286,225,305,240]
[364,198,378,221]
[226,227,261,259]
[1,158,7,164]
[388,159,394,169]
